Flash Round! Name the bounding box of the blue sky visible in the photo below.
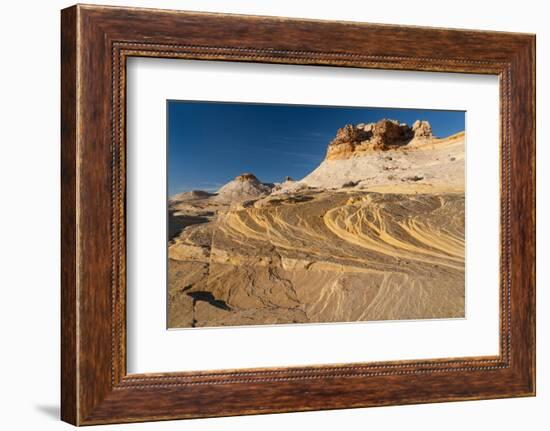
[168,101,465,195]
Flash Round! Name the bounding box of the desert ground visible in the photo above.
[168,119,465,328]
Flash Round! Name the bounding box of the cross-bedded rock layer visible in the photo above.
[167,120,465,328]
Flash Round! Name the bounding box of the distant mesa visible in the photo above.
[214,172,273,203]
[169,190,215,203]
[412,119,433,139]
[326,119,433,160]
[234,173,260,182]
[271,175,298,193]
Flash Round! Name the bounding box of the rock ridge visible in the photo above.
[214,172,273,203]
[326,119,433,160]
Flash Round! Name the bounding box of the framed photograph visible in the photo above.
[61,4,536,425]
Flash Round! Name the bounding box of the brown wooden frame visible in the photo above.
[61,4,536,425]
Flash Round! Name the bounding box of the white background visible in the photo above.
[0,0,547,430]
[127,59,500,373]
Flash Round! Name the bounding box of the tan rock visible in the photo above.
[325,119,416,160]
[214,172,273,203]
[412,120,433,138]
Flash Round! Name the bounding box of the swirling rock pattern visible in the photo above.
[168,190,464,327]
[168,124,465,328]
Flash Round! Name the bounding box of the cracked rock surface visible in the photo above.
[168,123,465,328]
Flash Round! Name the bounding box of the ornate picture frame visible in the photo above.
[61,4,535,425]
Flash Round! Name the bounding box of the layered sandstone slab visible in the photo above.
[167,119,465,328]
[168,190,464,328]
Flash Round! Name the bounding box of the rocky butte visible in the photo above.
[214,172,273,203]
[325,119,433,160]
[293,118,465,193]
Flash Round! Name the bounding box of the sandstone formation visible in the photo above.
[167,119,466,328]
[214,172,273,203]
[412,119,433,138]
[300,129,464,192]
[169,190,214,203]
[325,119,433,160]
